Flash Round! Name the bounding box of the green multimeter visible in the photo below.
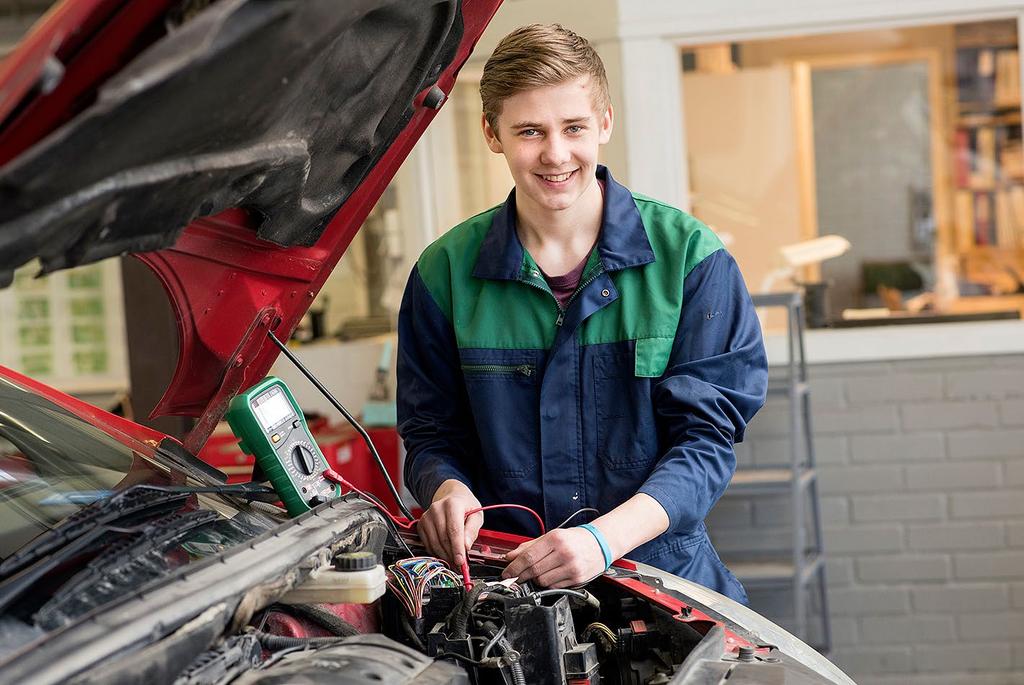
[226,377,341,516]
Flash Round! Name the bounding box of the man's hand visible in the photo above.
[418,479,483,569]
[501,527,607,588]
[500,494,671,588]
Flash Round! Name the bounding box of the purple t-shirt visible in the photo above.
[543,253,591,310]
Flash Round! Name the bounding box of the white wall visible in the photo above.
[270,335,396,419]
[470,0,621,54]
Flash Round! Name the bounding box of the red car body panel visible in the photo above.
[0,0,503,454]
[0,0,179,163]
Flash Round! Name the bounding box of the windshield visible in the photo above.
[0,374,279,645]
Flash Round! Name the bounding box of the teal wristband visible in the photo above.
[579,523,613,569]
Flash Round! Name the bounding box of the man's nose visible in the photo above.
[540,134,571,166]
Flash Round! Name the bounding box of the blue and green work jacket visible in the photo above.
[397,167,767,602]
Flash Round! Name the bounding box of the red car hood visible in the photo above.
[0,0,501,453]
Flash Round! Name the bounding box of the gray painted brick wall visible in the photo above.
[710,353,1024,683]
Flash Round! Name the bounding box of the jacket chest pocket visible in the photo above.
[592,338,673,471]
[460,349,543,479]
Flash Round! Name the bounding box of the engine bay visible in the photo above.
[170,523,786,685]
[0,368,840,685]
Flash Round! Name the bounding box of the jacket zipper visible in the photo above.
[461,363,535,377]
[519,265,605,327]
[518,275,562,324]
[555,267,605,327]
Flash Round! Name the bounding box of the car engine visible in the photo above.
[168,535,780,685]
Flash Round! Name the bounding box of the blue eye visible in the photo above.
[567,125,583,134]
[520,129,540,137]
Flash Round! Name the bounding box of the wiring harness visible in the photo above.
[386,557,462,618]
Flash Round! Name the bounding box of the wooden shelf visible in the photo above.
[958,100,1021,114]
[963,245,1024,256]
[943,294,1024,317]
[955,180,1024,192]
[955,20,1018,50]
[957,111,1022,128]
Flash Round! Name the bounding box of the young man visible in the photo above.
[397,24,767,602]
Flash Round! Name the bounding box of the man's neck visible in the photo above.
[516,177,603,277]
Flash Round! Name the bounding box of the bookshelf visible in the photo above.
[950,21,1024,296]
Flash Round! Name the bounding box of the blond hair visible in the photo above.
[480,24,610,132]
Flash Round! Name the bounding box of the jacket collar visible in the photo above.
[472,165,656,281]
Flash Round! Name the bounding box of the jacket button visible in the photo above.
[601,289,610,297]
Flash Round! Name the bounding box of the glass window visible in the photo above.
[0,259,127,388]
[682,20,1024,328]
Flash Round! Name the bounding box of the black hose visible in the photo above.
[495,636,526,685]
[436,634,525,685]
[534,588,600,612]
[447,583,485,639]
[476,620,526,685]
[275,603,359,637]
[435,651,487,668]
[252,630,346,651]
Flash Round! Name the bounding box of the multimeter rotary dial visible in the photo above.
[288,440,318,477]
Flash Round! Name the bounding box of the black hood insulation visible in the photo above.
[0,0,463,286]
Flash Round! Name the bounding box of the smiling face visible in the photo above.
[482,76,613,217]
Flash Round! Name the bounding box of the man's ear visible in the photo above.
[598,104,614,145]
[482,114,503,153]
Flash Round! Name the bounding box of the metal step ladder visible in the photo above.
[719,291,831,652]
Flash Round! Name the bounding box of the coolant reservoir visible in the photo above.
[281,552,387,604]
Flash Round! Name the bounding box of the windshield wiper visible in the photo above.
[34,509,221,630]
[0,488,207,615]
[0,481,282,616]
[0,485,191,580]
[1,482,278,581]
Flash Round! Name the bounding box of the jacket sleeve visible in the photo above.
[637,248,768,533]
[396,264,478,507]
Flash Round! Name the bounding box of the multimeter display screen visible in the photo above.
[251,387,295,430]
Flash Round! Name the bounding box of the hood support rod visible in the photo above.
[267,330,414,521]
